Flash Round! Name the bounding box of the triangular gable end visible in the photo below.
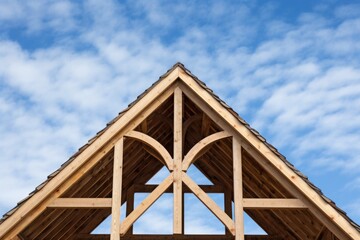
[0,63,359,240]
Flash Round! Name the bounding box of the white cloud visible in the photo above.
[0,0,79,33]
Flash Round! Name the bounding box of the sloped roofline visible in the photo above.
[0,63,359,239]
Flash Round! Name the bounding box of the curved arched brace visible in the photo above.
[182,131,232,171]
[124,131,173,170]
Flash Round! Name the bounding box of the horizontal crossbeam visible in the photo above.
[133,184,224,193]
[77,234,281,240]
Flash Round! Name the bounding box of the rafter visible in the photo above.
[48,198,112,208]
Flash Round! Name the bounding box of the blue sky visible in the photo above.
[1,0,360,235]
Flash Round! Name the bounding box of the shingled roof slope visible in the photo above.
[1,62,359,234]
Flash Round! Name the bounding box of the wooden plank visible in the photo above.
[242,199,307,209]
[233,137,244,240]
[178,80,354,240]
[125,131,173,170]
[120,173,174,235]
[48,198,112,208]
[182,172,235,235]
[173,87,183,234]
[111,138,124,240]
[182,131,232,171]
[0,78,178,239]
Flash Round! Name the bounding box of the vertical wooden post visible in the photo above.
[125,186,135,235]
[233,137,244,240]
[224,189,233,236]
[173,87,183,234]
[111,138,124,240]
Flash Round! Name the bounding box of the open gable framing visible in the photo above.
[0,63,359,240]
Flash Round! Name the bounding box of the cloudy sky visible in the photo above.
[1,0,360,235]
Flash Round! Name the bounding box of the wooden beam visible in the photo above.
[126,186,135,235]
[125,131,173,170]
[224,190,233,236]
[77,234,281,239]
[120,173,173,235]
[173,87,183,234]
[133,184,224,193]
[140,120,148,133]
[182,172,235,235]
[48,198,112,208]
[182,131,232,171]
[111,137,124,240]
[233,138,244,240]
[242,199,307,209]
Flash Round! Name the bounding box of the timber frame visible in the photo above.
[0,63,359,240]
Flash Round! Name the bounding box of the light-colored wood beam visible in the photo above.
[182,131,232,171]
[125,131,173,170]
[242,199,307,209]
[173,87,183,234]
[140,120,148,133]
[120,173,173,235]
[77,234,281,240]
[111,137,124,240]
[233,137,244,240]
[182,172,235,235]
[48,198,112,208]
[133,184,224,193]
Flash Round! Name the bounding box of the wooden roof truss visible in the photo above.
[0,64,359,240]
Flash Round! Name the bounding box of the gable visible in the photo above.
[0,63,359,240]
